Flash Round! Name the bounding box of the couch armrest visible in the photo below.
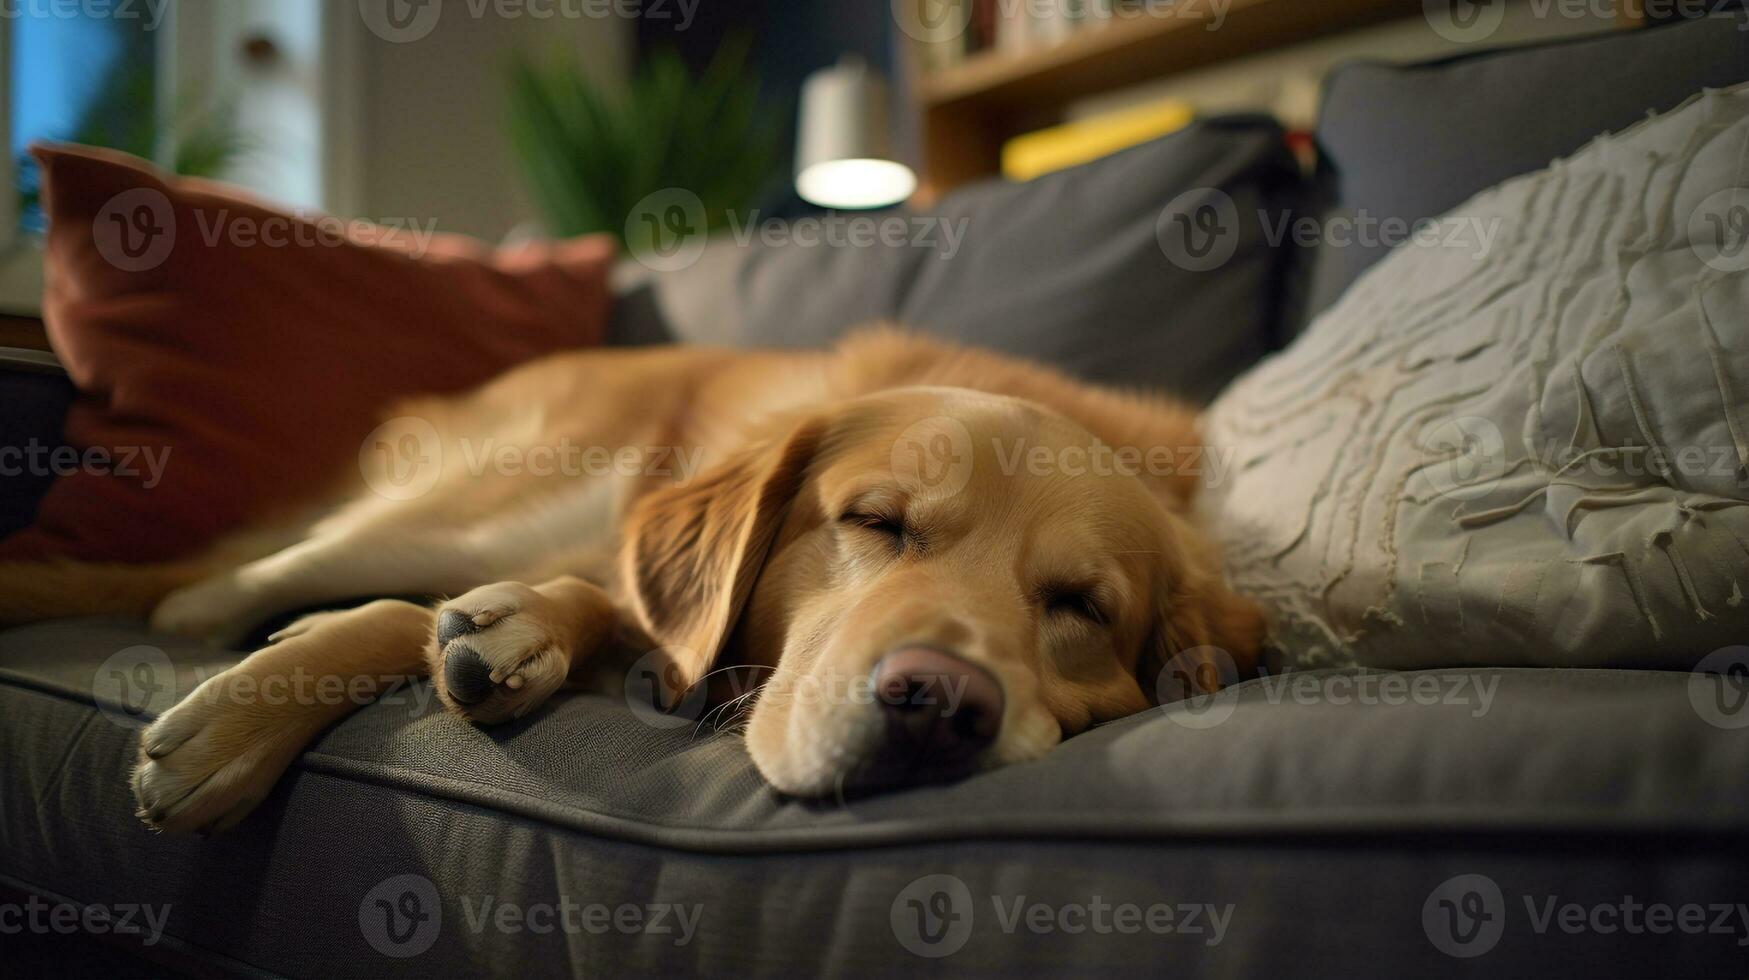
[0,341,74,541]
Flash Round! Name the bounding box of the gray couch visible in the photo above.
[4,15,1749,978]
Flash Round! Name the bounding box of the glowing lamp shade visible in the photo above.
[794,57,916,210]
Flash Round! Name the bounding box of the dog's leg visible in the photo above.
[149,524,488,646]
[151,479,623,647]
[132,598,433,834]
[135,578,631,833]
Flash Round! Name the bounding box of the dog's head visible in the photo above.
[622,386,1262,796]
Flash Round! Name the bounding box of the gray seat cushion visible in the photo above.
[1295,11,1749,329]
[4,618,1747,976]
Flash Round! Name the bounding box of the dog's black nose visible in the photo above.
[443,644,495,705]
[864,646,1004,784]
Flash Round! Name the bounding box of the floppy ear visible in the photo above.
[619,415,827,708]
[1138,521,1266,704]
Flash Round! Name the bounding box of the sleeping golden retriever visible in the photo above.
[0,328,1262,833]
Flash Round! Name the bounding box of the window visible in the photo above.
[0,1,347,313]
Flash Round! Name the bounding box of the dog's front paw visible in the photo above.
[131,668,312,834]
[432,582,571,724]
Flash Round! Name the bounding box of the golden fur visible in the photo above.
[0,328,1261,831]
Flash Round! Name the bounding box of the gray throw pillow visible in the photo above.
[1203,83,1749,672]
[611,116,1299,403]
[1297,12,1749,329]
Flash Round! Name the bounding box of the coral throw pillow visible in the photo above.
[2,143,615,563]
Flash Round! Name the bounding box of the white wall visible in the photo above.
[344,1,631,242]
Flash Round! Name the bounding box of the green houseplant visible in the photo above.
[504,37,785,252]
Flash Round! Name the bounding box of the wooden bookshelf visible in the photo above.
[906,0,1425,197]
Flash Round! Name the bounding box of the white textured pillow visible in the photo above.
[1204,85,1749,670]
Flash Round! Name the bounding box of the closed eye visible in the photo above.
[839,511,908,550]
[1039,587,1109,626]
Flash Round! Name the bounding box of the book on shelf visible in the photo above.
[918,0,1120,71]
